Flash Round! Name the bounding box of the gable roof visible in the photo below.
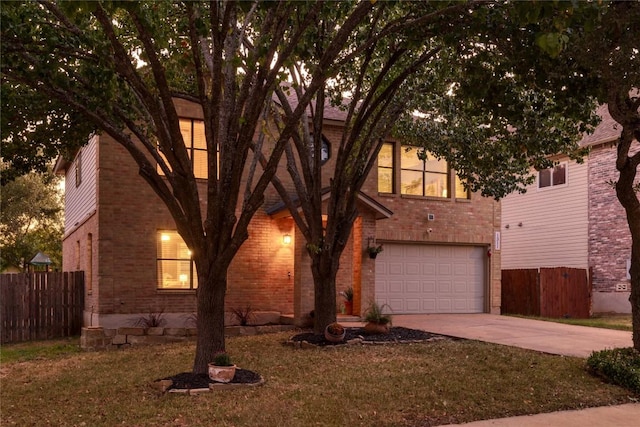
[266,188,393,220]
[579,104,620,148]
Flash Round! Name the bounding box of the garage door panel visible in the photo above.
[388,262,403,275]
[405,262,421,276]
[388,280,403,293]
[422,299,436,311]
[387,298,404,312]
[422,280,436,293]
[405,281,421,293]
[405,299,421,312]
[422,263,436,275]
[375,244,485,314]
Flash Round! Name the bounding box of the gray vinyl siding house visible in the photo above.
[501,105,633,314]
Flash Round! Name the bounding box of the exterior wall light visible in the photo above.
[283,234,292,245]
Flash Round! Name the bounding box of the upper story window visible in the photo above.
[377,143,394,193]
[454,175,470,200]
[74,150,82,187]
[157,230,198,290]
[538,163,567,189]
[401,146,448,198]
[310,134,331,165]
[158,119,210,179]
[180,119,208,179]
[378,143,469,199]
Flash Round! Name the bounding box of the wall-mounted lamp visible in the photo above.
[283,233,292,245]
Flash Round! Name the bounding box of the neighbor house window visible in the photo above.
[401,146,448,197]
[538,163,567,189]
[377,142,394,193]
[75,150,82,187]
[158,119,212,179]
[157,230,197,289]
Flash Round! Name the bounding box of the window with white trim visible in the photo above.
[538,163,567,189]
[157,230,197,289]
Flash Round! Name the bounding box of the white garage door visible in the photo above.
[375,244,485,314]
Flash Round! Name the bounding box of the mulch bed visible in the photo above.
[161,327,452,390]
[290,326,452,346]
[160,368,262,390]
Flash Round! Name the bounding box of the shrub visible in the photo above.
[586,347,640,394]
[212,352,233,367]
[230,305,254,326]
[129,310,166,328]
[363,302,392,325]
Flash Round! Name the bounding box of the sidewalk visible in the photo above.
[445,403,640,426]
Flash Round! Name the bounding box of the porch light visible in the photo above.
[282,234,292,245]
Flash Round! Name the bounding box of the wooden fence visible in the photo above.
[1,272,84,344]
[501,267,591,318]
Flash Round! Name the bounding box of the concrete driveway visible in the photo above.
[388,313,633,357]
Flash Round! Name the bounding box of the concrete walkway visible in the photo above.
[343,313,638,426]
[390,313,633,357]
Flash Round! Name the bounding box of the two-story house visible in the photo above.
[54,98,501,330]
[501,105,634,314]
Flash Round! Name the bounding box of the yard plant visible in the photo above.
[587,348,640,394]
[1,333,635,427]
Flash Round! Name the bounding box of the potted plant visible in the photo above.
[366,244,383,259]
[363,302,392,334]
[208,351,236,383]
[340,287,354,315]
[324,322,346,343]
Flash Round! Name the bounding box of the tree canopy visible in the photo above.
[2,0,638,367]
[0,166,63,272]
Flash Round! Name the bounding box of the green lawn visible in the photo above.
[1,331,636,426]
[510,314,633,331]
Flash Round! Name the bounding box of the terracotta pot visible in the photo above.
[324,325,346,342]
[208,364,237,383]
[344,301,353,315]
[364,321,390,335]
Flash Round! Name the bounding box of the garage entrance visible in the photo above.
[375,243,486,314]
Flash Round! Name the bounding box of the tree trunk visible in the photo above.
[616,168,640,351]
[192,267,227,374]
[311,255,338,334]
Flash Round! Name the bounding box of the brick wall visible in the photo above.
[588,144,633,292]
[64,99,502,326]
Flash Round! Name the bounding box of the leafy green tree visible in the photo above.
[0,166,63,271]
[400,1,640,349]
[266,1,609,334]
[1,0,434,373]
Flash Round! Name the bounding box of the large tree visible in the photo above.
[402,2,640,348]
[266,1,609,334]
[1,0,451,373]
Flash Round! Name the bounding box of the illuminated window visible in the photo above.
[455,175,470,199]
[538,163,567,189]
[378,144,470,199]
[156,230,197,289]
[377,143,394,193]
[401,146,448,198]
[158,119,212,179]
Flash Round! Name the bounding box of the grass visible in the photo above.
[0,336,81,363]
[1,332,637,427]
[510,314,633,331]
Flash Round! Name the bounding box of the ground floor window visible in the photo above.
[156,230,197,289]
